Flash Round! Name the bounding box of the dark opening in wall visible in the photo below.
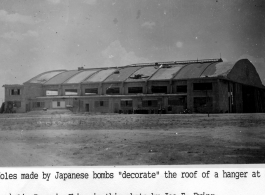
[142,100,158,107]
[151,86,167,94]
[11,89,20,95]
[128,87,143,94]
[46,89,58,96]
[106,87,120,94]
[176,85,187,93]
[65,89,78,95]
[85,88,98,95]
[193,97,213,113]
[33,102,45,108]
[193,83,212,91]
[168,96,187,106]
[121,100,133,107]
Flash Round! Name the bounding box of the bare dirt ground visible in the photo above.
[0,111,265,166]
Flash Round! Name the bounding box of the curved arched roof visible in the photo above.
[24,59,264,88]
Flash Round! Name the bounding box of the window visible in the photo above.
[121,100,133,107]
[128,87,143,94]
[151,86,167,94]
[11,89,20,95]
[95,100,109,107]
[106,87,120,94]
[85,88,98,95]
[33,102,45,108]
[168,96,187,106]
[57,101,60,107]
[142,100,158,107]
[176,85,187,93]
[193,83,212,91]
[46,90,58,96]
[65,89,78,95]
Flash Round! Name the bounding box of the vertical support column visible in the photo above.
[121,82,125,95]
[99,83,103,95]
[59,84,63,96]
[79,83,82,96]
[145,81,148,94]
[169,80,173,94]
[187,80,193,112]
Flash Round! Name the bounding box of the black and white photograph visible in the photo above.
[0,0,265,166]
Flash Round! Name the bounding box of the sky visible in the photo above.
[0,0,264,101]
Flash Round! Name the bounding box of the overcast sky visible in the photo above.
[0,0,264,100]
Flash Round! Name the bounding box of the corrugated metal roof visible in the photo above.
[44,70,80,85]
[28,70,66,84]
[125,66,158,82]
[104,67,141,82]
[149,65,184,80]
[25,59,249,85]
[65,70,98,84]
[201,62,235,77]
[173,62,214,79]
[83,68,116,83]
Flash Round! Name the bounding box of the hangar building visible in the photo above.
[2,58,265,114]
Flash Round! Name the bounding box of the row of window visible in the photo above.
[45,83,212,96]
[8,83,212,97]
[32,97,211,111]
[96,97,187,108]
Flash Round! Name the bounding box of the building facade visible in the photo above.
[2,58,265,114]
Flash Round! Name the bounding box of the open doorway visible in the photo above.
[85,104,89,112]
[242,85,256,113]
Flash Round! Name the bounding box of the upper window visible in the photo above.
[85,88,98,95]
[176,85,187,93]
[128,87,143,94]
[11,89,20,95]
[193,83,212,91]
[151,86,167,94]
[46,89,58,96]
[65,89,78,95]
[106,87,120,95]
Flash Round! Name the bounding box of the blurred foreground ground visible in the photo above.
[0,112,265,166]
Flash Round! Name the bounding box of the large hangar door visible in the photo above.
[242,85,256,113]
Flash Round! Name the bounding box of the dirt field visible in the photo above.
[0,111,265,166]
